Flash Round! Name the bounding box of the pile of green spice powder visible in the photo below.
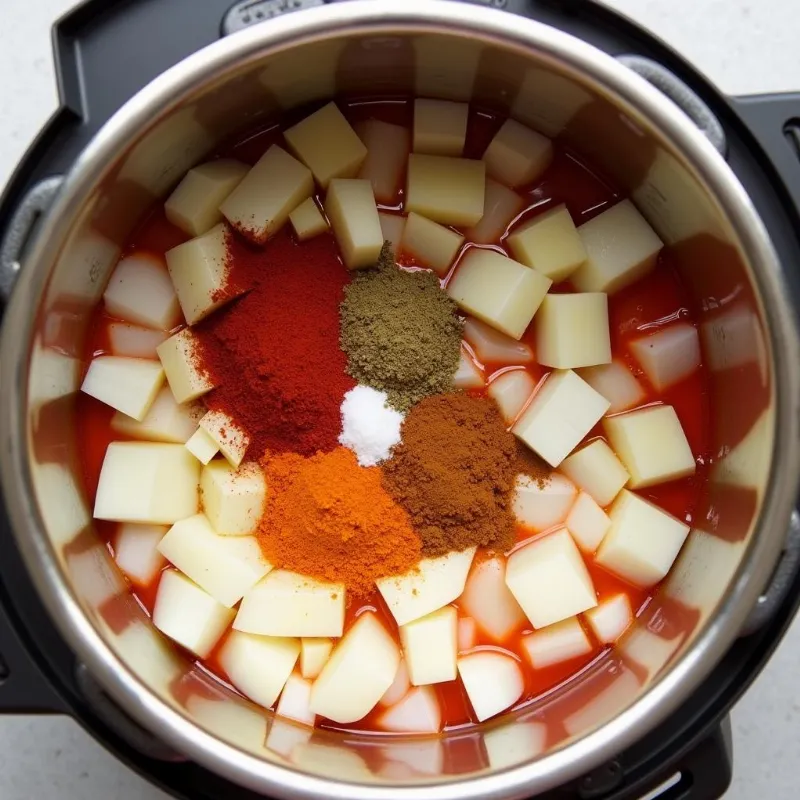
[340,251,463,410]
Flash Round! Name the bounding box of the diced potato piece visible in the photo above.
[603,405,695,489]
[488,370,535,425]
[521,617,591,669]
[157,514,272,607]
[235,570,345,637]
[165,159,249,237]
[453,348,485,391]
[573,200,663,293]
[513,473,576,531]
[560,439,629,506]
[482,119,553,188]
[108,323,167,359]
[301,638,333,680]
[463,317,534,365]
[596,490,690,587]
[507,204,587,282]
[284,102,367,188]
[200,460,267,536]
[457,650,524,722]
[400,212,464,275]
[513,370,610,467]
[198,409,249,468]
[630,322,701,391]
[379,686,441,734]
[324,179,383,270]
[81,356,164,421]
[535,293,611,369]
[356,119,410,204]
[265,716,312,759]
[153,569,234,658]
[447,249,551,340]
[289,197,328,241]
[506,528,597,628]
[94,442,200,524]
[584,594,633,644]
[277,674,316,725]
[219,630,300,709]
[565,492,611,553]
[310,612,400,724]
[220,145,313,245]
[618,625,681,679]
[157,328,215,404]
[578,360,646,415]
[111,386,201,444]
[379,212,406,255]
[465,179,525,245]
[103,254,181,331]
[185,427,220,465]
[484,722,547,769]
[406,154,485,227]
[400,606,457,686]
[377,548,476,626]
[413,99,468,156]
[380,660,411,708]
[460,557,526,641]
[114,523,168,586]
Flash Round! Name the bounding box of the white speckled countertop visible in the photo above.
[0,1,798,797]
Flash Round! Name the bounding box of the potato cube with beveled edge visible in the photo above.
[482,119,553,188]
[629,322,701,392]
[535,292,611,369]
[185,427,220,465]
[400,606,458,686]
[157,328,216,404]
[521,617,592,669]
[301,638,333,680]
[465,178,525,245]
[198,409,249,468]
[560,439,629,507]
[81,356,164,421]
[413,99,468,156]
[111,386,202,445]
[565,492,611,553]
[400,212,464,276]
[289,197,328,241]
[324,179,384,270]
[488,370,535,425]
[201,460,267,536]
[406,154,485,227]
[356,119,410,204]
[578,360,646,415]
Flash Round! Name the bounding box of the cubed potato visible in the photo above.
[565,492,611,553]
[108,323,168,359]
[573,200,663,293]
[406,154,485,227]
[114,523,168,586]
[310,612,400,724]
[507,204,587,282]
[111,385,201,444]
[185,427,220,465]
[630,322,701,391]
[288,197,328,241]
[464,179,525,245]
[488,370,535,425]
[595,490,690,587]
[460,557,526,641]
[81,356,164,421]
[324,179,384,269]
[201,460,267,536]
[157,514,272,607]
[457,650,524,722]
[482,119,553,188]
[413,99,468,156]
[453,348,485,391]
[300,638,333,680]
[578,359,646,415]
[379,686,441,734]
[447,249,551,340]
[103,254,181,331]
[219,630,300,710]
[400,606,457,686]
[463,317,534,365]
[165,159,249,237]
[513,473,577,532]
[377,547,476,626]
[284,102,367,188]
[400,212,464,275]
[157,328,216,404]
[235,570,345,637]
[265,716,312,760]
[505,528,597,628]
[560,439,629,506]
[276,674,316,725]
[220,145,313,245]
[617,625,681,679]
[584,594,633,644]
[94,442,200,524]
[521,617,592,669]
[153,569,235,658]
[458,617,477,651]
[535,293,611,369]
[380,660,411,708]
[483,722,547,770]
[379,212,406,255]
[356,119,411,204]
[198,409,249,468]
[513,370,610,467]
[603,405,695,489]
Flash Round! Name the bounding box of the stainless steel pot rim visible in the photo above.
[1,2,798,798]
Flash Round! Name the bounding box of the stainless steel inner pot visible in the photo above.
[1,1,799,798]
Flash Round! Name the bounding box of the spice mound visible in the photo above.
[258,447,421,596]
[340,261,463,411]
[339,385,404,467]
[383,393,522,557]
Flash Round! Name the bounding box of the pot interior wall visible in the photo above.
[22,25,773,784]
